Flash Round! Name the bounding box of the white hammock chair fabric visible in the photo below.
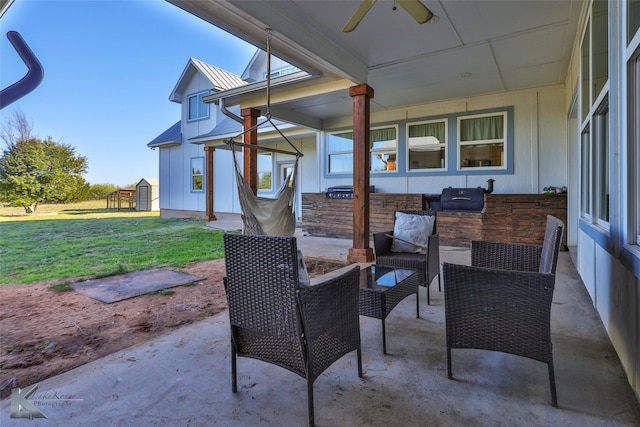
[231,148,298,236]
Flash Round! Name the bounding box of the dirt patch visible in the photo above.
[0,257,348,399]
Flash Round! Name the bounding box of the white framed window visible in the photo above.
[581,20,591,122]
[594,100,609,225]
[580,127,591,219]
[258,152,273,191]
[580,1,610,230]
[370,127,398,172]
[327,131,354,174]
[188,91,209,121]
[263,65,298,80]
[190,157,204,192]
[628,9,640,245]
[407,120,447,170]
[628,0,640,45]
[327,126,398,174]
[457,112,506,169]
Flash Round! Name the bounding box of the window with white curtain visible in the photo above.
[457,112,506,169]
[327,127,398,174]
[370,127,398,172]
[407,120,446,170]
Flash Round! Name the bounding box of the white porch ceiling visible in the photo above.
[168,0,584,125]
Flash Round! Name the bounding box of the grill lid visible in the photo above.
[440,187,485,212]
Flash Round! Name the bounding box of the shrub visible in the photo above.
[87,183,117,200]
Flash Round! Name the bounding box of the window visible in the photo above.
[258,152,272,191]
[370,127,397,171]
[629,0,640,45]
[594,100,609,224]
[188,92,209,121]
[327,127,398,174]
[327,132,353,174]
[580,1,610,228]
[580,127,591,218]
[263,65,298,79]
[630,47,640,244]
[457,113,506,169]
[407,120,446,170]
[595,102,609,223]
[191,157,204,192]
[593,0,608,101]
[581,22,591,122]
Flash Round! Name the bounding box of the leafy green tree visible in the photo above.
[87,183,117,200]
[0,112,88,212]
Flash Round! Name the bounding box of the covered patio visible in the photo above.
[2,227,639,426]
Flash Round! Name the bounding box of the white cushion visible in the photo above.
[390,212,435,254]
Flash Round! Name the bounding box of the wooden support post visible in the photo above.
[204,146,216,221]
[348,84,375,263]
[241,107,261,195]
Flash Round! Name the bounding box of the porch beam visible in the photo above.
[204,146,216,221]
[347,84,375,263]
[241,107,261,195]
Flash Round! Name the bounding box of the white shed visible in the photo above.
[136,178,159,211]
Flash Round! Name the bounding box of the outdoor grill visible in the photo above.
[326,185,375,199]
[440,187,486,212]
[429,179,495,213]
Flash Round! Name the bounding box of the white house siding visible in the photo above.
[213,149,240,213]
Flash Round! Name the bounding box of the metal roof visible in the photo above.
[169,58,247,103]
[190,58,246,91]
[147,121,181,148]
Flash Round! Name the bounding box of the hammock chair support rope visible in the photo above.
[225,28,302,236]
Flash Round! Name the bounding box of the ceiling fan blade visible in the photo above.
[342,0,377,32]
[397,0,433,24]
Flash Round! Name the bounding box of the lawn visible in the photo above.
[0,200,225,285]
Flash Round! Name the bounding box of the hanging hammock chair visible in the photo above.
[225,29,303,236]
[228,140,300,236]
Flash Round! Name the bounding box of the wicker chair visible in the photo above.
[373,209,441,305]
[223,233,362,427]
[443,215,565,406]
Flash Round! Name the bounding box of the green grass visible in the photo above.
[0,201,224,285]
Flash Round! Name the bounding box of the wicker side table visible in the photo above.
[359,265,419,354]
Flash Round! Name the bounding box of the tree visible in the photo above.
[87,183,117,200]
[0,111,88,213]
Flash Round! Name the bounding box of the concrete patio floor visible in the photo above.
[2,215,640,426]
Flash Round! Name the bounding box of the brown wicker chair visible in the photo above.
[443,215,565,406]
[373,209,441,305]
[223,233,362,427]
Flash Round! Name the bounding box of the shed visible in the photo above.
[136,178,159,211]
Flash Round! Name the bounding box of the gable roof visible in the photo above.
[169,58,247,103]
[147,121,181,148]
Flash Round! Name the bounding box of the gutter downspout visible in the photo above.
[218,98,244,124]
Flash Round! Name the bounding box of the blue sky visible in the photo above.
[0,0,257,186]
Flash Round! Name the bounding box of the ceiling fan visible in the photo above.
[342,0,434,33]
